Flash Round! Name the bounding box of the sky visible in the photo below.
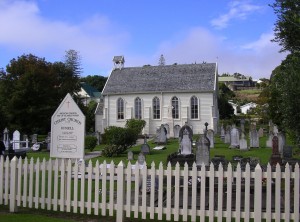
[0,0,288,79]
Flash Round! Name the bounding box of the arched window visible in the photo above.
[117,98,124,119]
[190,96,198,119]
[134,97,142,119]
[171,96,179,119]
[152,97,160,119]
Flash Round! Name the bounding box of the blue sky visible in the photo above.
[0,0,287,79]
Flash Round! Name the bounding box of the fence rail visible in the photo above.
[0,156,299,222]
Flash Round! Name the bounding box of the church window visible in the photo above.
[191,96,199,119]
[153,97,160,119]
[134,97,142,119]
[117,98,124,119]
[171,96,179,119]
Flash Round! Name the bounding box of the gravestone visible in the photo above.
[250,129,259,148]
[224,126,231,144]
[12,130,21,150]
[141,135,150,155]
[164,124,170,139]
[196,134,210,167]
[3,128,9,149]
[127,150,134,161]
[273,125,279,134]
[266,132,274,148]
[207,129,214,148]
[46,132,51,150]
[179,123,193,155]
[138,153,146,166]
[269,136,282,167]
[96,131,101,145]
[258,127,264,137]
[173,125,181,138]
[229,126,239,149]
[277,132,286,155]
[156,124,167,145]
[154,127,160,143]
[220,125,225,141]
[167,105,174,138]
[239,132,248,150]
[31,134,38,144]
[240,119,245,133]
[283,145,293,159]
[269,120,274,133]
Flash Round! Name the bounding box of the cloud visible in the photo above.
[0,0,130,74]
[149,27,286,79]
[210,0,263,29]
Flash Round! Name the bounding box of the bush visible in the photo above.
[85,135,97,151]
[102,126,138,156]
[125,119,146,135]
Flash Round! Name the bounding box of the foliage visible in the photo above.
[80,100,97,133]
[80,75,107,92]
[269,52,300,141]
[218,83,235,119]
[125,119,146,135]
[102,126,138,156]
[0,54,81,134]
[271,0,300,53]
[85,135,98,151]
[64,49,82,77]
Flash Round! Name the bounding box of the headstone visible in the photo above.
[229,126,240,148]
[164,124,170,139]
[96,131,101,145]
[138,153,145,166]
[156,124,167,144]
[283,145,293,159]
[141,135,150,155]
[3,128,9,149]
[220,125,225,141]
[266,132,274,148]
[46,132,51,150]
[167,105,174,138]
[31,134,38,144]
[269,120,274,133]
[269,136,282,166]
[277,132,286,155]
[224,127,231,144]
[12,130,21,150]
[240,119,245,133]
[173,125,181,138]
[196,134,210,167]
[273,125,279,134]
[154,127,160,143]
[127,150,134,161]
[250,129,259,148]
[258,127,264,137]
[179,123,193,155]
[207,129,214,148]
[239,132,248,150]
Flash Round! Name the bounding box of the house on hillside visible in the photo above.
[228,101,238,115]
[219,75,254,91]
[240,102,257,114]
[77,82,101,106]
[95,56,219,136]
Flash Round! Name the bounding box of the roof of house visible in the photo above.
[102,63,217,95]
[240,102,257,109]
[218,76,251,82]
[80,82,101,98]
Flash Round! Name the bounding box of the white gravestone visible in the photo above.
[13,130,21,150]
[250,129,259,148]
[229,127,239,148]
[239,133,248,150]
[266,132,274,148]
[51,93,85,159]
[179,123,193,155]
[196,134,210,166]
[173,125,181,138]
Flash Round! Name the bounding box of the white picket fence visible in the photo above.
[0,155,299,222]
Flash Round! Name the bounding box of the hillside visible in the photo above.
[234,89,261,103]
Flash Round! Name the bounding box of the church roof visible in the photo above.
[102,63,217,95]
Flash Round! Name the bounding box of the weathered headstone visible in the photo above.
[167,105,174,138]
[196,134,210,167]
[269,136,282,166]
[3,128,9,149]
[240,119,245,133]
[258,127,264,137]
[127,150,134,161]
[207,129,214,148]
[141,135,150,155]
[229,126,240,149]
[269,120,274,134]
[239,132,248,150]
[224,126,231,144]
[273,125,279,134]
[179,123,193,155]
[12,130,20,150]
[164,124,170,139]
[138,153,146,166]
[173,125,181,138]
[266,132,274,148]
[250,129,259,148]
[46,132,51,150]
[277,132,286,155]
[283,145,293,159]
[156,124,167,144]
[220,125,225,141]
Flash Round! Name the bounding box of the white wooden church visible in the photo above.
[95,56,219,136]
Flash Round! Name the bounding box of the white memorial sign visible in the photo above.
[50,93,85,159]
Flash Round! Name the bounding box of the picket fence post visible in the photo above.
[9,156,18,212]
[116,161,124,222]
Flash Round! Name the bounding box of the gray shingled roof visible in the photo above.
[102,63,217,95]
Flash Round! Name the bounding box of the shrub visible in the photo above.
[125,119,146,135]
[85,135,97,151]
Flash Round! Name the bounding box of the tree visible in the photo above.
[64,49,82,77]
[80,75,107,92]
[218,83,235,119]
[271,0,300,52]
[158,54,165,66]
